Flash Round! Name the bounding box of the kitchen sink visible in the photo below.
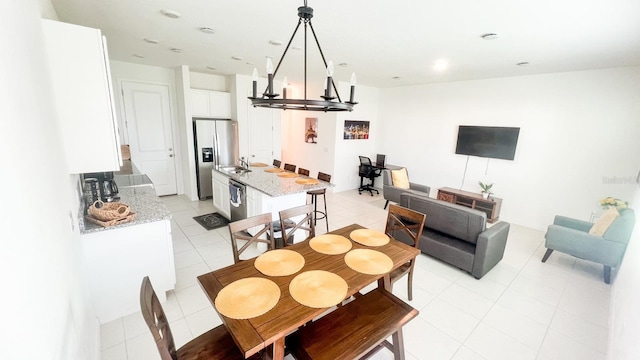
[220,165,252,174]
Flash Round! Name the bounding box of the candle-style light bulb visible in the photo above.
[251,68,258,98]
[282,76,288,99]
[266,58,274,95]
[349,72,356,103]
[325,60,334,98]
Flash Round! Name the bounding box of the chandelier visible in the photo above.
[249,0,357,112]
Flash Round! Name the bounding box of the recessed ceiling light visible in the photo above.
[170,48,182,53]
[246,62,255,66]
[143,38,159,44]
[133,54,145,58]
[481,33,499,40]
[199,27,215,34]
[160,9,181,19]
[206,66,216,71]
[269,40,283,46]
[434,59,448,72]
[516,62,530,66]
[231,56,243,61]
[291,46,302,51]
[338,62,349,67]
[392,76,400,80]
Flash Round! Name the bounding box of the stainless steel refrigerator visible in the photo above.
[193,118,239,199]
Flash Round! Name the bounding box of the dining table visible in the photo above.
[197,223,421,360]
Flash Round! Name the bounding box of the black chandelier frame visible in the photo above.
[249,1,357,112]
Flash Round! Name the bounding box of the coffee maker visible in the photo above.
[83,171,120,202]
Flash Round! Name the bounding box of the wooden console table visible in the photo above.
[437,187,502,223]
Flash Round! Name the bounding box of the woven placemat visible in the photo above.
[254,249,305,277]
[295,178,319,185]
[344,249,393,275]
[277,172,299,178]
[215,277,281,319]
[349,229,390,247]
[309,234,352,255]
[265,168,284,173]
[251,162,268,167]
[289,270,348,308]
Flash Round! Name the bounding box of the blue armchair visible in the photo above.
[542,209,635,284]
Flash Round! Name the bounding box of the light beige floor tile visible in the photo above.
[169,318,193,349]
[451,346,487,360]
[188,231,228,248]
[180,223,208,237]
[100,318,125,349]
[175,262,211,290]
[184,306,223,338]
[122,311,148,340]
[420,298,481,343]
[454,275,507,302]
[548,309,609,354]
[172,237,194,254]
[558,281,610,327]
[403,317,461,360]
[496,288,556,326]
[125,332,161,360]
[173,248,205,270]
[437,284,494,318]
[101,342,128,360]
[538,328,606,360]
[162,290,184,323]
[482,303,548,350]
[464,322,537,360]
[174,284,214,316]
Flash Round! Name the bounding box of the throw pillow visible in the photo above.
[391,168,410,189]
[589,207,619,236]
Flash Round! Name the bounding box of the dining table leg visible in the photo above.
[270,337,285,360]
[379,274,391,290]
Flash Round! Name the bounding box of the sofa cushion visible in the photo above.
[421,228,475,272]
[391,168,410,189]
[401,194,486,244]
[589,207,619,236]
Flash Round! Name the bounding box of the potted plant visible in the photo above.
[478,181,493,199]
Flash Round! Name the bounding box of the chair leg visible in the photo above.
[322,193,328,233]
[391,329,406,360]
[384,200,389,209]
[604,265,612,284]
[541,249,553,262]
[407,270,413,301]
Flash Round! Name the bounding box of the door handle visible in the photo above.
[169,154,174,157]
[168,147,173,151]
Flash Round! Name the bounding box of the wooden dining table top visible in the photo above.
[197,223,420,359]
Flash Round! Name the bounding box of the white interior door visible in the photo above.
[249,107,275,164]
[121,81,177,195]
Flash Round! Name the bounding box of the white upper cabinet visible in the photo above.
[42,20,122,174]
[190,89,231,118]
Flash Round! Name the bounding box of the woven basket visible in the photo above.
[88,200,130,221]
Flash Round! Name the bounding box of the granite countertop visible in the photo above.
[79,186,171,234]
[215,165,333,197]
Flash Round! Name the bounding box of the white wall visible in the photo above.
[189,71,227,91]
[377,67,640,230]
[0,1,97,358]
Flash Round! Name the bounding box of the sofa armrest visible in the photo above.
[409,182,430,196]
[471,222,510,279]
[545,224,626,266]
[553,215,592,232]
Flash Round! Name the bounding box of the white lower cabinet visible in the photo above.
[81,220,174,323]
[212,171,230,218]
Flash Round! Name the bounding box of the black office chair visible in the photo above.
[358,156,381,196]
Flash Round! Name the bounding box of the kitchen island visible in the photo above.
[211,165,332,221]
[79,183,175,323]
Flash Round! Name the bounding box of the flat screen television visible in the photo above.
[455,126,520,160]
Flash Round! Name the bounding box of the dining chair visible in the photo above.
[298,168,310,176]
[307,172,331,233]
[140,276,261,360]
[228,213,275,263]
[284,163,297,172]
[384,204,426,300]
[278,204,316,246]
[273,159,282,168]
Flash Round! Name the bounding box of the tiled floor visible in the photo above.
[101,190,611,360]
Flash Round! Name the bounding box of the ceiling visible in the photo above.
[51,0,640,88]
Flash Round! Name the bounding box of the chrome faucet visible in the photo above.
[239,157,249,168]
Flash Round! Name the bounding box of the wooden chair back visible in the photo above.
[273,159,282,168]
[279,204,316,246]
[384,204,426,300]
[284,163,297,172]
[140,276,177,360]
[228,213,275,263]
[317,172,332,182]
[298,168,310,176]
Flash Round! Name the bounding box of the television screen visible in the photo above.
[455,126,520,160]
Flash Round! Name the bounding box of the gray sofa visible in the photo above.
[382,168,431,209]
[396,193,510,279]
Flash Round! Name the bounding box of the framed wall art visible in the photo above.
[343,120,369,140]
[305,117,318,143]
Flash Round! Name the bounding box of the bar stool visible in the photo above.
[298,168,310,176]
[284,163,296,172]
[273,159,282,168]
[307,172,331,233]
